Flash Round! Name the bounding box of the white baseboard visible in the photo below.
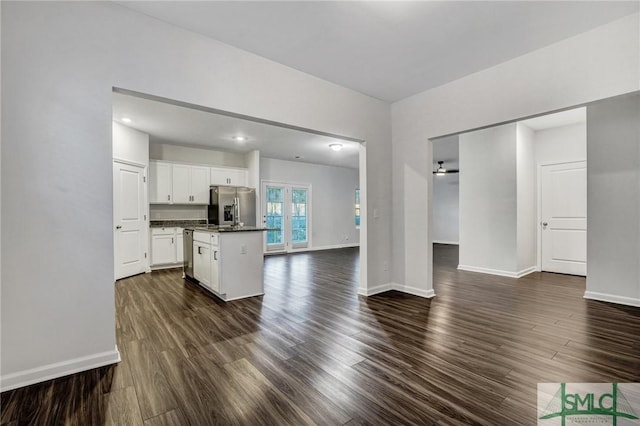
[358,282,393,296]
[150,263,182,271]
[1,347,121,392]
[457,264,537,278]
[359,282,436,299]
[392,283,436,298]
[584,291,640,307]
[517,266,537,278]
[290,243,360,253]
[432,240,459,245]
[266,243,359,256]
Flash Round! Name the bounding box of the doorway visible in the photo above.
[430,107,587,283]
[113,160,147,280]
[539,161,587,275]
[262,181,311,253]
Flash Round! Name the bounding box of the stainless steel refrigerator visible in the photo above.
[208,186,256,227]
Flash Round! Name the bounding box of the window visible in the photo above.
[355,188,360,228]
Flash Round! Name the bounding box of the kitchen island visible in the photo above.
[183,226,266,301]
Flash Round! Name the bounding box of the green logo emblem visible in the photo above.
[539,383,639,425]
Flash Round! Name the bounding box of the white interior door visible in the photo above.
[262,182,310,253]
[540,161,587,276]
[114,161,147,280]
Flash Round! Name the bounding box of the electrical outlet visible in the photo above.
[345,234,349,241]
[383,261,389,271]
[240,245,247,254]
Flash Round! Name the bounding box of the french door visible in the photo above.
[262,182,311,253]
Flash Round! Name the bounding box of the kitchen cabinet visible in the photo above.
[150,228,176,265]
[172,164,210,204]
[185,229,263,301]
[193,232,212,288]
[176,232,184,263]
[150,161,249,205]
[150,227,183,267]
[209,233,220,293]
[210,167,248,187]
[149,161,172,203]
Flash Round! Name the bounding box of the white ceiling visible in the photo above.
[116,1,638,102]
[113,92,361,169]
[520,107,586,131]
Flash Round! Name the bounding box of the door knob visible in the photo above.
[116,225,122,230]
[542,222,548,228]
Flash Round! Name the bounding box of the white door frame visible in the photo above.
[536,159,587,272]
[113,158,149,279]
[261,180,312,254]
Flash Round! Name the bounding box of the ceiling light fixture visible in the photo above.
[433,161,459,176]
[121,117,132,123]
[329,143,343,151]
[232,136,247,142]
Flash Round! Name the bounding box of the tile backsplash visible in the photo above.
[150,205,207,220]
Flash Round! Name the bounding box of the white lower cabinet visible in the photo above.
[193,231,212,288]
[210,233,220,293]
[150,227,184,268]
[176,232,184,263]
[151,228,176,265]
[189,230,263,301]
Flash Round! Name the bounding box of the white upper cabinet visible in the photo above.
[191,166,211,203]
[210,167,248,187]
[172,164,191,204]
[171,164,211,204]
[149,161,172,203]
[149,160,247,204]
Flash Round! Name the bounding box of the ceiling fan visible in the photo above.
[433,161,459,175]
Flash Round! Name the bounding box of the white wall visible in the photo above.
[149,143,246,167]
[432,137,459,244]
[113,122,149,166]
[392,13,639,296]
[459,124,518,274]
[535,122,587,165]
[245,150,261,227]
[586,93,640,306]
[516,124,537,272]
[260,158,359,249]
[1,1,390,390]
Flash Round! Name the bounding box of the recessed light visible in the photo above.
[232,136,247,142]
[121,117,132,123]
[329,143,343,151]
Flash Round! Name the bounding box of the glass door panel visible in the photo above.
[262,182,312,253]
[291,188,308,248]
[265,186,285,251]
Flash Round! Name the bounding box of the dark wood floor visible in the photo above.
[2,244,640,425]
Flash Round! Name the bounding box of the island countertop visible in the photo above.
[186,225,268,233]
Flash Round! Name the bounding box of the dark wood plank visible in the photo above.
[2,245,639,425]
[103,387,144,426]
[144,409,187,426]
